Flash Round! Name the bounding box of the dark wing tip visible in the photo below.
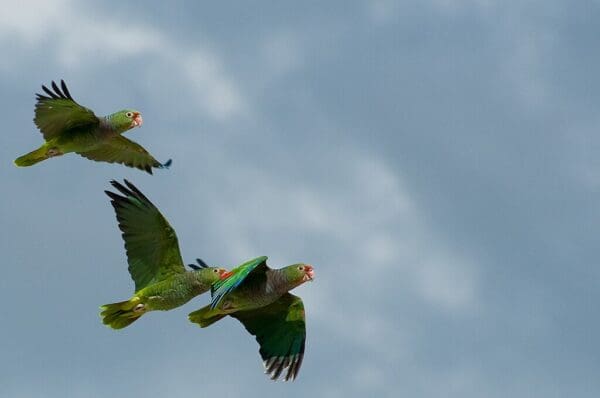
[122,179,136,191]
[262,337,305,381]
[104,190,130,212]
[51,81,61,98]
[187,263,201,270]
[188,257,210,270]
[60,80,73,99]
[123,179,153,206]
[110,180,132,197]
[39,80,73,101]
[196,258,209,268]
[41,84,58,99]
[109,180,152,209]
[157,159,172,170]
[287,351,304,381]
[104,189,122,201]
[265,356,286,381]
[263,353,304,382]
[52,80,68,99]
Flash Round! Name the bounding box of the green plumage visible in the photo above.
[188,256,314,381]
[232,293,306,380]
[14,80,169,174]
[101,180,228,329]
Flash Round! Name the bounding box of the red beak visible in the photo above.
[132,112,143,127]
[304,265,315,281]
[220,270,233,280]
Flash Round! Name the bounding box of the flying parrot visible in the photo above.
[14,80,171,174]
[101,180,229,329]
[188,256,315,381]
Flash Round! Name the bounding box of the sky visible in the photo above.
[1,1,600,397]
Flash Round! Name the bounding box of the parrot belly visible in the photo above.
[137,278,206,311]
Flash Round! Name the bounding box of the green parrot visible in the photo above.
[189,256,315,381]
[14,80,171,174]
[101,180,229,329]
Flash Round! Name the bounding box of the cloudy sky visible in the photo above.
[2,1,600,397]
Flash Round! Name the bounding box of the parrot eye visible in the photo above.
[126,112,133,118]
[213,269,218,273]
[298,266,304,271]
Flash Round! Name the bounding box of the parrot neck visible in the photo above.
[102,114,128,134]
[266,269,303,295]
[183,271,209,292]
[191,271,210,287]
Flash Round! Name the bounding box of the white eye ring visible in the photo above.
[213,269,219,273]
[126,112,133,118]
[298,266,304,271]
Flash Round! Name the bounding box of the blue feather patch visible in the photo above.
[210,256,268,309]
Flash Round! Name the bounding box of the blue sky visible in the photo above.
[1,1,600,397]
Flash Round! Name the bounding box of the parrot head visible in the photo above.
[108,109,143,133]
[196,266,230,283]
[187,259,229,281]
[282,263,315,288]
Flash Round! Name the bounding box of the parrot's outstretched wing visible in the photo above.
[34,80,99,139]
[105,180,185,291]
[210,256,269,309]
[231,293,306,381]
[78,135,171,174]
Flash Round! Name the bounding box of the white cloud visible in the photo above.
[194,150,480,327]
[56,21,165,67]
[0,0,245,121]
[181,53,244,120]
[417,251,479,310]
[0,0,68,42]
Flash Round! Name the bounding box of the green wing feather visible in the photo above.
[231,293,306,381]
[105,179,185,292]
[34,80,99,140]
[78,136,169,174]
[210,256,269,309]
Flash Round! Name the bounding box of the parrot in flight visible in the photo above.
[14,80,171,174]
[188,256,315,381]
[101,180,229,329]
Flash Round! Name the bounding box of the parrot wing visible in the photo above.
[210,256,269,309]
[77,135,171,174]
[105,179,185,292]
[34,80,99,140]
[231,293,306,381]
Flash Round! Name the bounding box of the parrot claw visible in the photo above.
[133,303,146,313]
[47,148,63,158]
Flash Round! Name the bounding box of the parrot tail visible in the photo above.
[14,145,63,167]
[188,305,226,328]
[100,298,146,330]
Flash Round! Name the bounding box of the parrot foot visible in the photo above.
[133,303,146,313]
[47,148,63,157]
